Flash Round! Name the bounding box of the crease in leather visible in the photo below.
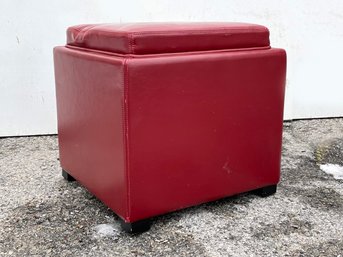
[72,24,99,44]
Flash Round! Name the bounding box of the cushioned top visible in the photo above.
[67,22,270,55]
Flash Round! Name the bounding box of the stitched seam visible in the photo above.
[128,33,132,54]
[123,58,131,221]
[73,30,130,37]
[65,45,271,58]
[69,27,268,37]
[69,29,268,54]
[132,35,136,54]
[76,28,267,40]
[128,30,268,54]
[130,28,268,36]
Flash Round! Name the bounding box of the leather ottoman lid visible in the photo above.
[67,22,270,55]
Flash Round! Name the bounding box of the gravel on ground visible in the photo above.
[0,118,343,257]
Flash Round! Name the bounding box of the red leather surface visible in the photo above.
[67,23,270,54]
[55,25,286,223]
[126,48,286,221]
[54,47,128,220]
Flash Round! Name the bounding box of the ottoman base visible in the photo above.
[253,185,277,197]
[60,171,277,233]
[120,219,152,234]
[62,169,75,182]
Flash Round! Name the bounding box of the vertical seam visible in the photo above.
[132,35,136,54]
[129,33,135,54]
[123,58,131,221]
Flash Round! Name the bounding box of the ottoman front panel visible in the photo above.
[126,48,286,221]
[54,47,128,219]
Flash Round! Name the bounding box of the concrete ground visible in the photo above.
[0,118,342,257]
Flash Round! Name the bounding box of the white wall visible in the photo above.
[1,0,343,136]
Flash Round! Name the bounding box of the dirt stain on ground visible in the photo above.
[290,239,343,257]
[0,181,206,257]
[315,138,343,166]
[252,213,313,239]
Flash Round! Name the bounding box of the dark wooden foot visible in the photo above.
[62,169,75,182]
[120,219,152,233]
[253,185,277,197]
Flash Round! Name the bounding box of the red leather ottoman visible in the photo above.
[54,23,286,233]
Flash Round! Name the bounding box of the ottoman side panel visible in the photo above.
[54,47,128,219]
[126,48,286,222]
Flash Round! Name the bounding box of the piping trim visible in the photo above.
[123,58,131,221]
[65,45,272,59]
